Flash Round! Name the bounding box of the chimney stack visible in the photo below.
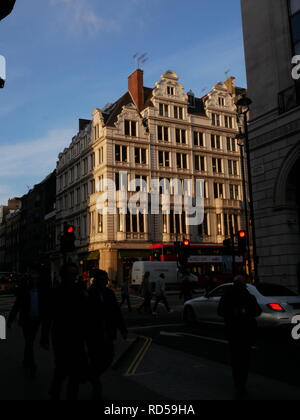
[224,76,236,95]
[128,69,144,112]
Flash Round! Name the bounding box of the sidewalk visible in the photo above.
[0,326,162,400]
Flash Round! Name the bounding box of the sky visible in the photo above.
[0,0,246,205]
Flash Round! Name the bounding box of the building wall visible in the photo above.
[241,0,300,290]
[56,70,245,282]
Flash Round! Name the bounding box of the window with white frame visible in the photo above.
[135,148,147,165]
[212,113,221,126]
[159,103,169,117]
[194,131,204,147]
[167,86,175,96]
[226,137,236,152]
[174,106,183,120]
[159,151,170,167]
[194,155,206,172]
[126,212,146,233]
[224,115,234,129]
[211,134,221,149]
[218,97,225,107]
[212,158,223,174]
[216,213,223,235]
[124,120,137,137]
[229,184,240,200]
[176,153,188,169]
[228,160,239,176]
[169,210,187,235]
[157,125,169,142]
[98,147,104,165]
[176,128,187,144]
[214,183,224,199]
[98,213,103,233]
[115,145,128,163]
[198,213,209,236]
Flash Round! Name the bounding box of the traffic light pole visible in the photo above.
[230,227,236,277]
[242,112,259,282]
[239,140,252,275]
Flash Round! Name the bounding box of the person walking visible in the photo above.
[7,264,51,377]
[119,278,132,312]
[218,275,262,399]
[47,263,89,400]
[138,272,152,314]
[152,274,172,314]
[86,269,128,400]
[180,274,193,303]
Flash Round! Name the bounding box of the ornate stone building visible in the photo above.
[241,0,300,291]
[56,70,245,282]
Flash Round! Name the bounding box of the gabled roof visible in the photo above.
[103,87,154,127]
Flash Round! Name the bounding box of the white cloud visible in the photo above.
[49,0,117,34]
[0,128,74,177]
[0,128,74,204]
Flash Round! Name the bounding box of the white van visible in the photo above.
[131,262,180,290]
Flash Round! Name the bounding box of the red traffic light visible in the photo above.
[238,230,246,238]
[183,240,190,247]
[68,226,74,233]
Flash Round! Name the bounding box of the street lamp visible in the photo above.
[236,94,259,282]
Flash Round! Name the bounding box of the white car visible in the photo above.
[183,283,300,328]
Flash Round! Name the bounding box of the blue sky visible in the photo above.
[0,0,246,204]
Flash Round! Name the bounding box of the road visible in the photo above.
[1,291,300,400]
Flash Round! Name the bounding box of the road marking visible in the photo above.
[125,335,152,377]
[159,331,182,337]
[159,331,259,350]
[128,323,185,331]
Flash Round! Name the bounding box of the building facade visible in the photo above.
[56,70,246,283]
[0,172,56,273]
[241,0,300,290]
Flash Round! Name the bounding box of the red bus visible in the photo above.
[150,243,244,288]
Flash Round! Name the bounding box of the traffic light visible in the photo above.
[0,0,16,21]
[61,224,76,253]
[237,230,247,256]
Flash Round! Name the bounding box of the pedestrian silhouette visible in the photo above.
[218,275,262,398]
[152,274,172,314]
[86,269,127,400]
[180,274,194,303]
[138,272,152,314]
[47,263,89,400]
[119,278,132,312]
[7,263,51,378]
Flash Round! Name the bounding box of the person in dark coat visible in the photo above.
[180,274,194,303]
[138,272,152,314]
[7,264,51,376]
[47,263,89,400]
[86,269,127,400]
[119,278,132,312]
[218,275,262,398]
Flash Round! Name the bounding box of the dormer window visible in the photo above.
[218,97,225,107]
[124,120,137,137]
[167,86,175,96]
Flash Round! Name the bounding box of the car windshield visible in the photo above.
[256,283,298,297]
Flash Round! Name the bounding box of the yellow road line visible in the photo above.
[125,335,152,377]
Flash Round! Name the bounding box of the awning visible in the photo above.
[86,251,100,261]
[119,250,152,259]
